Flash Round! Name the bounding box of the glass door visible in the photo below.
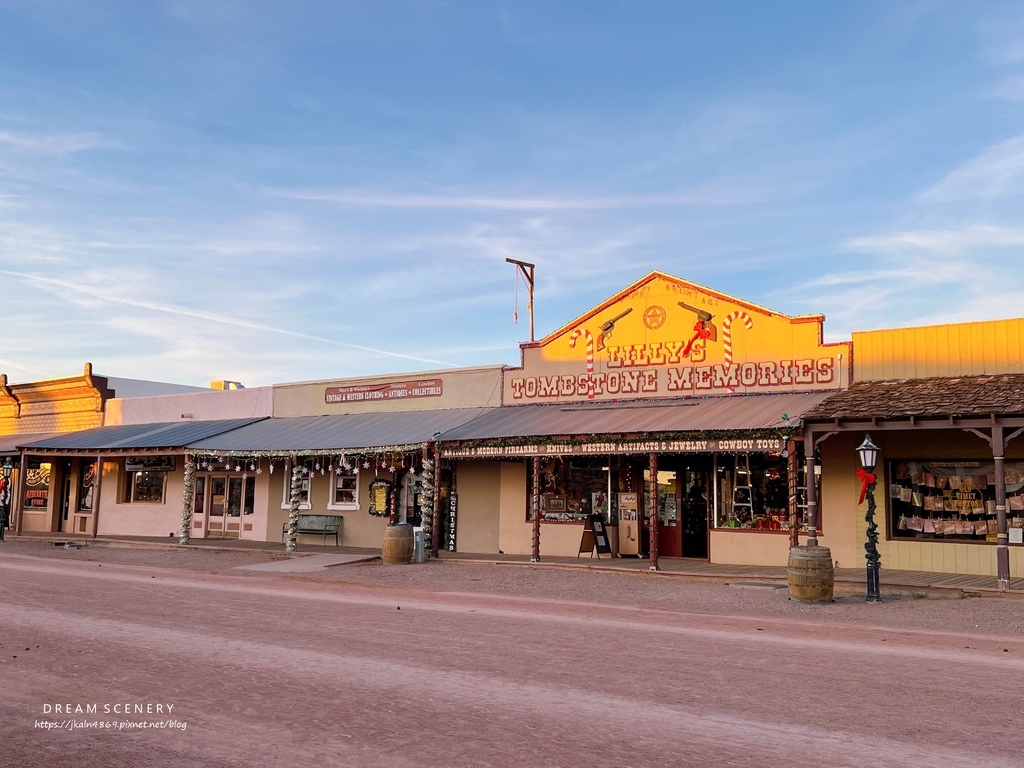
[681,463,710,559]
[222,476,243,538]
[207,476,227,536]
[191,476,207,537]
[647,464,681,558]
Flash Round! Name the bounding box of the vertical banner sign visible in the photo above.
[447,493,458,551]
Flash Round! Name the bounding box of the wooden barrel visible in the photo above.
[382,524,414,565]
[787,545,834,603]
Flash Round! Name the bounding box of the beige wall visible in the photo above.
[268,464,390,549]
[817,429,1024,576]
[273,366,504,417]
[97,460,183,538]
[106,388,273,425]
[854,318,1024,381]
[454,460,504,553]
[709,531,798,567]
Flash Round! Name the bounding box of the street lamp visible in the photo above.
[856,434,881,602]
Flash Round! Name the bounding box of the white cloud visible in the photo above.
[984,74,1024,102]
[0,269,456,368]
[267,184,760,211]
[842,225,1024,255]
[0,130,107,156]
[977,14,1024,66]
[917,135,1024,202]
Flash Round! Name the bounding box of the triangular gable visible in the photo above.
[505,272,851,403]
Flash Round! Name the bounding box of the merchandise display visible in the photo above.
[889,460,1024,541]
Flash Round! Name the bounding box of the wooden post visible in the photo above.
[993,426,1010,589]
[648,452,659,571]
[531,457,541,562]
[13,452,27,534]
[90,456,104,538]
[788,439,799,548]
[804,428,819,548]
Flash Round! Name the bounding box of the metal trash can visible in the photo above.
[413,527,425,563]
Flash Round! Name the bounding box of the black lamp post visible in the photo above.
[857,435,881,602]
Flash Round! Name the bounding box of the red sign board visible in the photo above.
[325,379,443,404]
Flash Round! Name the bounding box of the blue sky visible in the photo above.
[2,1,1024,387]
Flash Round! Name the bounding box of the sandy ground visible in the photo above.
[2,540,1023,767]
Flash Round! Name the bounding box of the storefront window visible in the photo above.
[528,456,616,522]
[25,461,51,510]
[713,453,793,531]
[329,467,359,509]
[280,459,312,510]
[125,471,166,503]
[643,469,677,524]
[889,460,1024,542]
[78,461,96,512]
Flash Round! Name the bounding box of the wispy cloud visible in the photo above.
[0,130,108,156]
[917,135,1024,202]
[842,225,1024,254]
[984,75,1024,102]
[267,185,760,211]
[0,269,455,367]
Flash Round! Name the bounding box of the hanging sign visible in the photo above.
[447,493,457,551]
[326,379,443,404]
[125,456,176,472]
[442,437,785,459]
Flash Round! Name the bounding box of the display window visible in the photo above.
[280,459,312,510]
[25,461,51,509]
[122,469,166,503]
[78,461,96,512]
[888,460,1024,543]
[328,467,359,509]
[712,453,805,532]
[528,456,617,522]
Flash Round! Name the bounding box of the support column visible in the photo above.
[993,426,1010,590]
[13,452,27,534]
[531,457,541,563]
[91,455,104,539]
[179,454,195,545]
[805,447,819,548]
[787,439,799,548]
[648,453,659,571]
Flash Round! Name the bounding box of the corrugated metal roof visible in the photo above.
[439,392,835,441]
[19,418,265,453]
[186,408,497,453]
[0,432,61,454]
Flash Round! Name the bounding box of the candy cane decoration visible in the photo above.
[569,328,596,400]
[722,311,754,391]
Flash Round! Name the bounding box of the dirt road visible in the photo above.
[1,544,1022,767]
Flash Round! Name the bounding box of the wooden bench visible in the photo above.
[282,514,342,546]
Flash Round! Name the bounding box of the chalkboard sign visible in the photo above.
[578,514,613,559]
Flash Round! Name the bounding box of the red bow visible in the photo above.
[856,467,876,504]
[682,321,713,359]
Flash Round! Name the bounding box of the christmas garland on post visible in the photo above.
[285,463,303,552]
[419,457,435,558]
[179,455,195,545]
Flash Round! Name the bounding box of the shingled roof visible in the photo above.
[802,374,1024,422]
